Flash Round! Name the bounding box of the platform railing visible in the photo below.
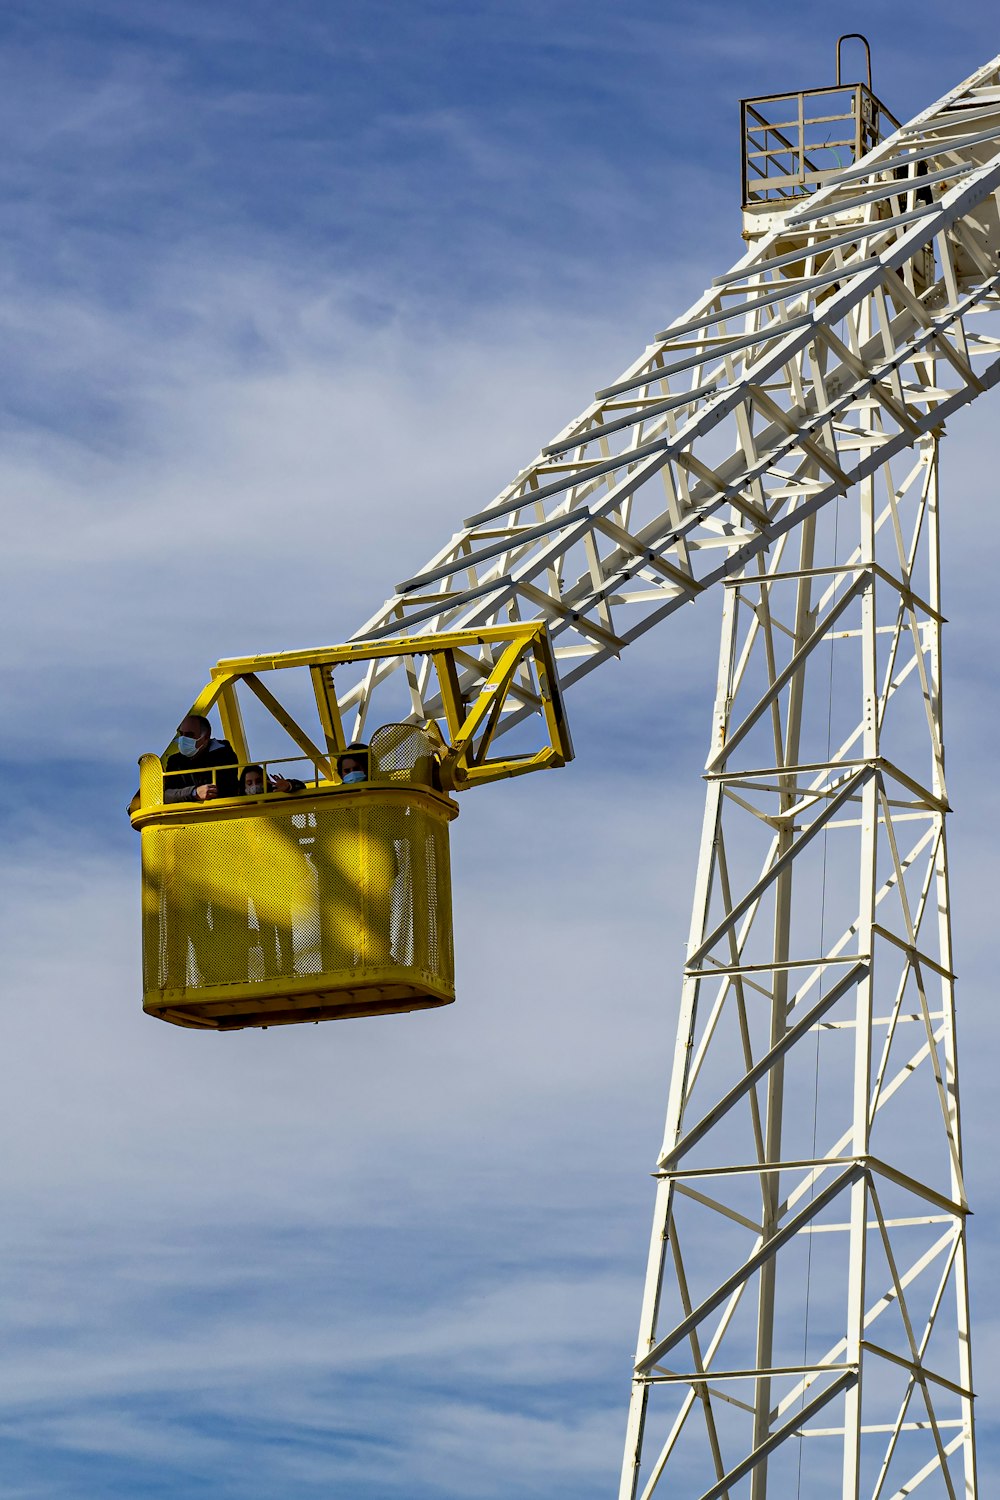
[740,82,900,208]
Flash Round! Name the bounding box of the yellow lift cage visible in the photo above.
[131,624,571,1030]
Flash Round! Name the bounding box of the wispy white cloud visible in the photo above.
[0,238,718,768]
[0,762,691,1494]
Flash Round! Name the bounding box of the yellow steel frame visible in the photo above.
[170,621,572,795]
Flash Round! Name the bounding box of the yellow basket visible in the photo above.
[134,741,458,1030]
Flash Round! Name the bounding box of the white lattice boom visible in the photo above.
[346,57,1000,737]
[340,51,1000,1498]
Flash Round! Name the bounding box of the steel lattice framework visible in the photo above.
[342,55,1000,735]
[329,50,1000,1499]
[617,435,973,1498]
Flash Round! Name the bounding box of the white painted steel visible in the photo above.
[618,434,975,1498]
[341,55,1000,766]
[341,50,1000,1497]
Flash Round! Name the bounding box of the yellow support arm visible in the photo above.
[159,622,573,796]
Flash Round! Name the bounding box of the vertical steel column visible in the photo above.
[841,383,879,1500]
[924,443,978,1500]
[750,511,818,1500]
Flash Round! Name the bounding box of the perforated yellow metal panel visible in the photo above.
[139,784,458,1029]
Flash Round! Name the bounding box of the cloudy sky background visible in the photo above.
[2,3,1000,1496]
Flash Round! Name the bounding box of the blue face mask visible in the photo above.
[342,769,365,784]
[177,735,198,757]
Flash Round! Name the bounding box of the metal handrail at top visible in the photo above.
[741,81,900,208]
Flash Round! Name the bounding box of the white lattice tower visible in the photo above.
[617,429,974,1499]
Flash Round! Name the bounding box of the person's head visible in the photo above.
[337,742,368,784]
[176,714,212,758]
[240,764,266,796]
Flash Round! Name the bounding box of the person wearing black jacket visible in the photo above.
[163,714,240,803]
[238,764,306,797]
[157,714,242,985]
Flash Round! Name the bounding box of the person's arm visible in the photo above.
[162,757,217,802]
[269,775,305,794]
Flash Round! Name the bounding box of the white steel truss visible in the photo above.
[618,434,975,1497]
[340,53,1000,747]
[328,50,1000,1498]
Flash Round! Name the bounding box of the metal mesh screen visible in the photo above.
[139,753,163,805]
[140,786,456,1028]
[369,723,436,785]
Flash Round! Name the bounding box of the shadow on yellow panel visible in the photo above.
[135,784,458,1031]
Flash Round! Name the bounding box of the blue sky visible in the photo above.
[2,3,1000,1496]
